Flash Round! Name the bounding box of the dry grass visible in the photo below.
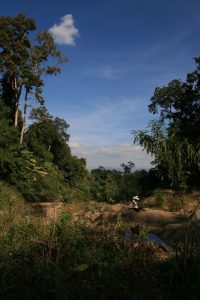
[0,186,200,299]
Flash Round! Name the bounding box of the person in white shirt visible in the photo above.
[132,195,140,212]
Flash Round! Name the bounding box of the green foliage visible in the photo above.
[62,184,90,203]
[120,161,135,173]
[26,109,70,162]
[134,120,200,191]
[23,163,66,202]
[89,166,160,203]
[154,189,165,208]
[57,211,73,224]
[90,167,120,201]
[134,58,200,190]
[133,57,200,191]
[0,103,66,201]
[0,181,24,215]
[167,196,183,212]
[3,12,200,206]
[0,14,74,203]
[26,109,89,193]
[0,99,90,202]
[149,59,200,146]
[0,105,26,182]
[0,13,36,79]
[0,13,161,205]
[0,13,67,130]
[0,212,200,299]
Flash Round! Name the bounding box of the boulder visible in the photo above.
[179,201,200,219]
[111,203,127,213]
[100,205,114,213]
[121,208,185,225]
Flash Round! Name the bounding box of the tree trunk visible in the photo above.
[12,76,19,127]
[20,88,28,144]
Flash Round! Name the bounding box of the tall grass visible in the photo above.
[0,199,200,299]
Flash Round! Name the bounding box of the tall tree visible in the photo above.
[26,107,70,162]
[148,57,200,145]
[0,14,36,126]
[26,107,87,187]
[0,13,67,143]
[133,57,200,190]
[120,161,135,173]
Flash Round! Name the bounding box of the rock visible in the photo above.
[179,201,200,219]
[93,211,118,224]
[85,211,102,223]
[103,211,118,222]
[121,208,185,225]
[100,205,114,213]
[120,209,139,222]
[111,203,127,213]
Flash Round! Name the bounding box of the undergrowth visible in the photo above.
[0,207,200,300]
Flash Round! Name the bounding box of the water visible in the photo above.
[123,230,175,253]
[146,233,175,253]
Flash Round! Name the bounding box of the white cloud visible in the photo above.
[85,65,125,80]
[69,142,80,149]
[99,66,114,79]
[55,97,152,170]
[49,14,79,45]
[65,97,149,147]
[70,143,153,170]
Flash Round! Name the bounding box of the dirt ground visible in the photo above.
[27,199,200,245]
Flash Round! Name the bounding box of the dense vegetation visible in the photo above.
[0,13,169,204]
[133,58,200,191]
[0,203,200,300]
[0,13,91,202]
[1,14,199,204]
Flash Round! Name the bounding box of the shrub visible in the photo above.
[154,189,165,208]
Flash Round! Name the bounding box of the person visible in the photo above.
[132,195,140,212]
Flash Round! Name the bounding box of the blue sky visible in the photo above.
[1,0,200,170]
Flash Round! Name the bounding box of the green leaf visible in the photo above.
[74,264,89,272]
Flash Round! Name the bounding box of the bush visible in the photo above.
[0,181,24,215]
[0,210,200,299]
[154,189,165,208]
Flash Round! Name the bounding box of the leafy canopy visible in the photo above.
[133,57,200,190]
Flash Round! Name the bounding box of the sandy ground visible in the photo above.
[27,200,200,244]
